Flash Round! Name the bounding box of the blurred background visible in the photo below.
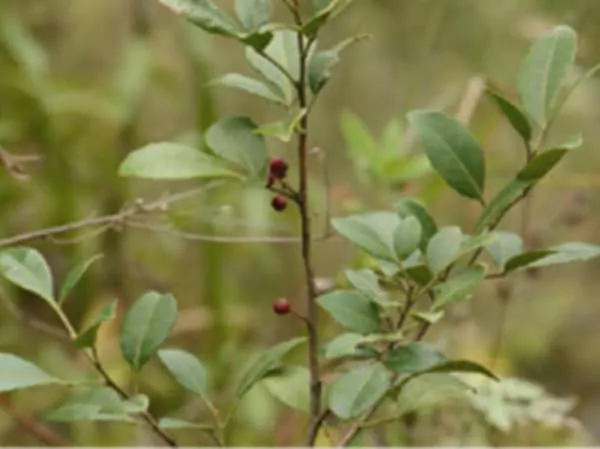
[1,0,600,445]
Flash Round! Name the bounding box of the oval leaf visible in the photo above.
[393,216,422,259]
[119,143,240,180]
[158,348,207,396]
[263,365,310,413]
[317,290,381,334]
[433,265,486,310]
[205,116,268,178]
[0,247,54,304]
[345,269,389,306]
[120,291,178,371]
[0,353,62,392]
[485,232,524,269]
[396,199,438,250]
[323,333,365,360]
[408,110,486,202]
[517,25,577,126]
[210,73,284,105]
[329,362,390,420]
[384,342,446,375]
[426,227,463,275]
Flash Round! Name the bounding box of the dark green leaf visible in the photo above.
[384,342,446,375]
[487,88,532,143]
[0,247,54,304]
[0,353,63,392]
[433,265,486,310]
[74,300,117,349]
[517,149,569,181]
[396,199,438,250]
[404,264,433,286]
[205,116,268,177]
[263,365,310,413]
[517,25,577,126]
[426,227,463,274]
[59,254,103,304]
[119,143,241,180]
[408,110,486,202]
[317,290,381,334]
[393,217,422,259]
[504,250,555,273]
[422,360,498,381]
[329,362,390,419]
[236,337,306,400]
[158,349,207,396]
[120,291,178,371]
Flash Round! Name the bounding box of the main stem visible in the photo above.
[293,17,322,445]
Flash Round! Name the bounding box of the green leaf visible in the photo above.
[341,111,378,171]
[158,349,207,396]
[384,342,446,375]
[345,269,389,306]
[397,373,471,415]
[517,25,577,127]
[404,264,433,286]
[459,232,498,259]
[254,108,307,143]
[120,291,178,371]
[407,110,486,202]
[119,143,240,180]
[308,34,367,94]
[59,254,103,304]
[396,199,438,250]
[263,365,310,413]
[317,290,381,334]
[0,247,54,304]
[121,394,150,414]
[246,30,300,105]
[393,217,422,259]
[411,310,444,325]
[158,0,242,38]
[487,88,532,144]
[433,265,486,310]
[205,116,268,177]
[323,333,364,360]
[426,227,463,275]
[329,362,390,420]
[486,232,524,269]
[422,360,498,381]
[526,242,600,268]
[234,0,271,31]
[504,250,555,273]
[305,0,353,37]
[236,337,306,400]
[0,353,62,392]
[74,300,117,349]
[332,212,400,261]
[210,73,284,105]
[158,417,212,430]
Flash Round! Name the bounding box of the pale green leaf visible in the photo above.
[59,254,103,304]
[263,365,310,413]
[234,0,271,31]
[254,108,307,143]
[158,349,207,396]
[317,290,381,334]
[433,265,486,310]
[426,227,463,274]
[210,73,284,105]
[0,353,62,392]
[0,247,54,304]
[393,216,422,259]
[485,232,524,269]
[396,199,438,250]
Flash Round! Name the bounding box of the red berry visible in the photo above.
[273,298,291,315]
[269,157,289,179]
[271,195,287,212]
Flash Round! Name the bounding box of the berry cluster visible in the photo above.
[266,156,290,212]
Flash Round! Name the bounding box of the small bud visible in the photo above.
[269,156,289,179]
[266,174,276,189]
[271,195,287,212]
[273,298,291,315]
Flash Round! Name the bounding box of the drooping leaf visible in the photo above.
[74,300,117,349]
[486,88,532,144]
[331,212,400,261]
[118,143,240,180]
[236,337,306,400]
[158,349,207,396]
[517,25,577,127]
[120,291,178,371]
[0,353,63,392]
[421,360,498,381]
[384,342,446,375]
[329,362,390,420]
[393,216,422,259]
[234,0,271,31]
[317,290,381,334]
[396,199,438,250]
[486,232,524,269]
[0,247,54,304]
[426,227,463,274]
[59,254,103,304]
[254,108,307,143]
[433,265,486,310]
[345,269,389,306]
[308,34,367,94]
[210,73,284,105]
[205,116,268,177]
[408,110,486,202]
[263,365,310,413]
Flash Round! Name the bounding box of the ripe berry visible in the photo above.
[273,298,291,315]
[271,195,287,212]
[269,156,289,179]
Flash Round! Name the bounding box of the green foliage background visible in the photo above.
[1,0,600,445]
